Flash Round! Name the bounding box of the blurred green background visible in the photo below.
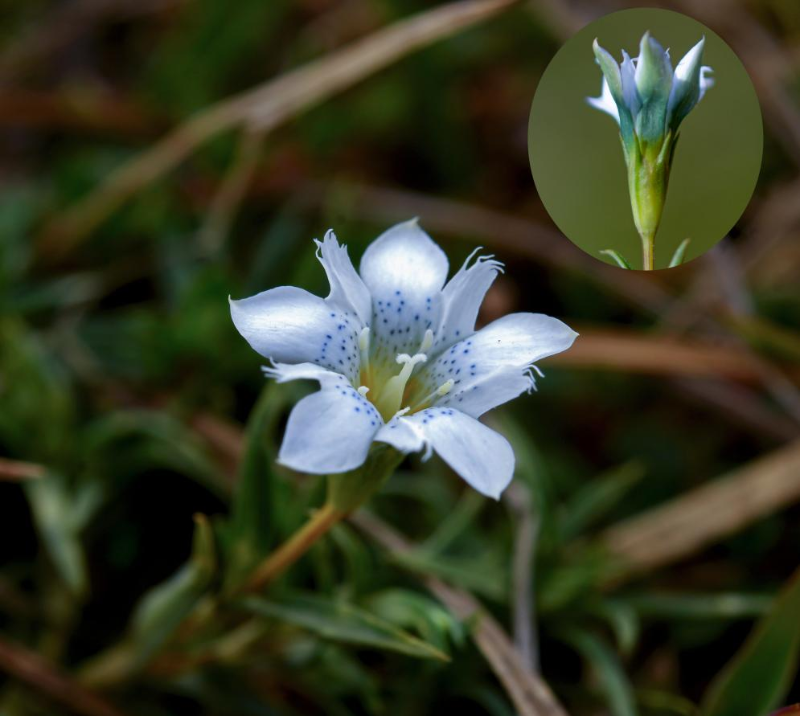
[529,8,763,268]
[0,1,799,715]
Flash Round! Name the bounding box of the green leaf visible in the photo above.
[589,600,640,656]
[366,589,466,652]
[128,514,217,663]
[239,592,450,661]
[221,387,280,590]
[24,474,89,598]
[560,461,644,540]
[624,592,771,621]
[669,239,691,268]
[562,628,637,716]
[600,249,632,269]
[701,567,800,716]
[79,514,217,686]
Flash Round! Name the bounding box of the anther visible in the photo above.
[419,328,434,353]
[358,386,370,396]
[410,379,455,412]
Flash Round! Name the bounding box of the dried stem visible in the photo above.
[0,457,45,481]
[601,439,800,580]
[245,502,344,592]
[351,511,569,716]
[37,0,518,258]
[0,637,128,716]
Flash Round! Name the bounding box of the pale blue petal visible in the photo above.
[230,287,362,382]
[359,220,448,356]
[667,37,709,131]
[315,229,372,324]
[699,65,714,102]
[277,371,382,475]
[621,50,642,117]
[433,249,502,353]
[420,313,577,417]
[374,415,426,455]
[377,408,514,499]
[587,77,620,124]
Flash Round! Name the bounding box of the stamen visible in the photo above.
[373,352,427,421]
[437,379,455,396]
[357,386,370,396]
[358,327,371,368]
[409,379,455,412]
[419,328,434,354]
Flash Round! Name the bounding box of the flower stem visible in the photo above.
[245,502,344,592]
[641,232,655,271]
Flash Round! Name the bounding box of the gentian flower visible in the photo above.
[588,32,714,269]
[230,221,576,499]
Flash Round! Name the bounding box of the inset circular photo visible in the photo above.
[528,8,762,270]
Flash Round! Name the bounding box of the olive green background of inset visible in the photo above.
[528,8,763,270]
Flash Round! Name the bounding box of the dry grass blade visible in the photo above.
[37,0,518,258]
[0,637,128,716]
[601,439,800,580]
[549,329,793,383]
[350,512,569,716]
[0,457,45,481]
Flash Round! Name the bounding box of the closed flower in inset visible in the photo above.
[588,32,713,269]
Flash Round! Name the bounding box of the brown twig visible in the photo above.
[0,637,128,716]
[548,328,797,383]
[504,481,540,672]
[0,457,45,481]
[351,511,569,716]
[198,127,267,255]
[37,0,519,258]
[600,439,800,580]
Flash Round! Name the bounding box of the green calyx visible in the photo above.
[623,129,678,269]
[326,444,404,513]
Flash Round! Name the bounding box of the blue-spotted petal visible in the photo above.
[434,249,502,353]
[587,77,620,124]
[667,37,710,131]
[315,229,372,324]
[376,408,514,499]
[230,287,362,383]
[359,220,448,356]
[277,369,383,475]
[421,312,577,417]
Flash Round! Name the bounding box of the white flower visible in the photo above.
[230,221,577,499]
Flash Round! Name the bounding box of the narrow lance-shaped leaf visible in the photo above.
[561,628,637,716]
[238,592,450,661]
[701,566,800,716]
[599,249,632,269]
[24,474,90,598]
[669,238,691,267]
[221,386,280,591]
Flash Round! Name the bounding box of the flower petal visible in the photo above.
[667,37,709,131]
[376,408,514,499]
[230,286,362,383]
[278,371,383,474]
[586,76,620,124]
[592,38,636,145]
[699,65,714,102]
[315,229,372,324]
[434,249,503,352]
[419,313,577,417]
[360,220,448,355]
[620,50,642,118]
[634,32,672,143]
